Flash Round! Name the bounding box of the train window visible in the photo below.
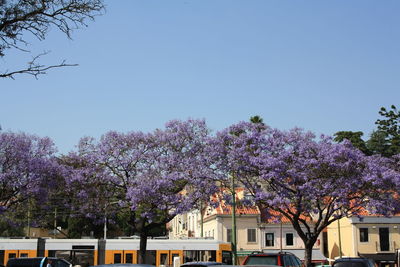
[19,254,28,258]
[125,253,133,264]
[160,253,168,266]
[9,253,17,259]
[114,253,122,264]
[0,250,4,266]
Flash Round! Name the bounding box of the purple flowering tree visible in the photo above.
[211,122,400,267]
[0,132,58,213]
[73,119,217,263]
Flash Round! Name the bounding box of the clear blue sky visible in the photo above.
[1,0,399,154]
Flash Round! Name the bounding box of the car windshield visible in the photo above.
[245,256,278,265]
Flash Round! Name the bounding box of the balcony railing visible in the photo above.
[375,241,398,252]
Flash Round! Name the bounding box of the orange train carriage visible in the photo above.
[0,238,232,267]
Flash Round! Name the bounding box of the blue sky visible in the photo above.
[1,0,399,154]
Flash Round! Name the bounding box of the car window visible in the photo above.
[245,256,278,265]
[283,255,293,267]
[334,262,367,267]
[54,260,69,267]
[292,256,302,267]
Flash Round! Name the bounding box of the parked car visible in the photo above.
[242,251,302,267]
[92,265,155,267]
[181,262,223,267]
[6,257,72,267]
[332,257,375,267]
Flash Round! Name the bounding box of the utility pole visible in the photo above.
[200,201,204,238]
[280,219,283,252]
[231,174,237,265]
[337,218,342,258]
[53,208,57,239]
[27,208,31,238]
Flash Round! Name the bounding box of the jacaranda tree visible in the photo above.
[0,131,58,213]
[72,119,217,263]
[211,121,400,267]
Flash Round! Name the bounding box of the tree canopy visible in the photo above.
[1,118,399,266]
[68,119,217,263]
[211,122,400,267]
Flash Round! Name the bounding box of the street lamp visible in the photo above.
[231,174,237,265]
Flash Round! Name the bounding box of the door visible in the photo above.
[124,251,137,264]
[5,250,18,264]
[105,250,123,264]
[170,250,183,267]
[156,250,170,267]
[379,227,390,251]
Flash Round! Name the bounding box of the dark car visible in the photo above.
[333,257,375,267]
[6,257,72,267]
[181,262,223,267]
[92,265,155,267]
[242,251,302,267]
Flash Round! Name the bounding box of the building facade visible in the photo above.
[168,189,325,264]
[327,215,400,267]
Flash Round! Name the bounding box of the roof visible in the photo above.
[204,188,314,224]
[205,188,260,217]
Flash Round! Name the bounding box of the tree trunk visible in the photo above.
[304,243,314,267]
[138,230,148,264]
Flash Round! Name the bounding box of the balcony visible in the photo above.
[375,241,398,253]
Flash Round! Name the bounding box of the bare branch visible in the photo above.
[0,51,78,79]
[0,0,105,79]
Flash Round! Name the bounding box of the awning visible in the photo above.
[359,253,396,263]
[237,251,254,257]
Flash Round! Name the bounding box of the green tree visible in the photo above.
[334,105,400,157]
[250,115,265,125]
[333,131,370,155]
[375,105,400,157]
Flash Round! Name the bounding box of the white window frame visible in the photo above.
[359,227,369,243]
[227,228,232,243]
[265,232,275,247]
[247,228,257,243]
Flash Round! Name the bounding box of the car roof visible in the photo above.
[334,257,373,265]
[181,262,223,266]
[335,257,370,262]
[248,252,295,256]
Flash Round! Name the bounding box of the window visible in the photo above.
[265,233,274,247]
[360,228,369,242]
[227,229,232,242]
[247,229,256,242]
[286,233,294,246]
[125,253,133,263]
[114,253,122,263]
